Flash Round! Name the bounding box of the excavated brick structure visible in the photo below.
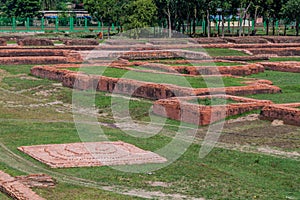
[0,171,45,200]
[260,103,300,126]
[248,47,300,56]
[224,37,269,44]
[137,62,264,76]
[153,95,272,125]
[17,38,54,46]
[30,65,281,100]
[109,50,210,60]
[0,49,82,65]
[63,39,99,46]
[194,37,227,44]
[15,174,56,188]
[194,84,281,96]
[262,36,300,43]
[105,40,147,45]
[0,38,7,46]
[259,62,300,73]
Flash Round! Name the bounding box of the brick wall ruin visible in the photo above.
[259,62,300,73]
[0,49,82,65]
[30,65,281,100]
[260,104,300,126]
[0,171,46,200]
[0,38,6,46]
[17,38,54,46]
[63,39,99,46]
[153,95,272,125]
[248,47,300,56]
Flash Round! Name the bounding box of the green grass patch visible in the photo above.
[0,120,299,199]
[247,71,300,103]
[6,40,17,45]
[185,48,249,57]
[67,66,245,88]
[2,76,54,91]
[269,57,300,62]
[188,97,238,105]
[0,65,34,75]
[0,65,299,199]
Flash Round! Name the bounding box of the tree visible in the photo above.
[42,0,56,10]
[2,0,41,18]
[282,0,300,36]
[122,0,157,38]
[84,0,120,37]
[155,0,177,38]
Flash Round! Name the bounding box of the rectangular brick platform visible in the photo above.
[18,142,167,168]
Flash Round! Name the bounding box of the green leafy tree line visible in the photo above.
[1,0,300,36]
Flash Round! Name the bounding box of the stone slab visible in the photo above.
[18,142,167,168]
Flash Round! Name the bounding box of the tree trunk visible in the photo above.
[266,19,269,35]
[193,7,197,35]
[239,2,252,37]
[253,7,258,36]
[207,9,210,38]
[248,18,251,36]
[218,18,221,36]
[167,7,172,38]
[243,18,246,36]
[221,16,225,38]
[284,24,287,36]
[203,16,207,35]
[193,17,196,35]
[107,22,111,39]
[296,20,299,36]
[272,19,275,35]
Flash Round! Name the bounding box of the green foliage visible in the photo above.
[282,0,300,35]
[83,0,119,23]
[122,0,157,38]
[1,0,41,18]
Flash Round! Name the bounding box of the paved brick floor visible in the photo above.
[18,141,167,168]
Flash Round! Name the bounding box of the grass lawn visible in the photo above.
[188,97,238,105]
[67,66,246,88]
[247,70,300,103]
[0,65,299,199]
[269,57,300,62]
[185,48,249,57]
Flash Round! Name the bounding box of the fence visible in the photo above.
[0,17,296,36]
[0,17,117,33]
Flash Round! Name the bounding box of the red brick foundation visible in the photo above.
[109,50,210,60]
[262,36,300,43]
[0,49,82,65]
[224,37,269,44]
[30,65,281,100]
[259,62,300,73]
[138,62,264,76]
[0,38,7,46]
[63,39,99,46]
[260,104,300,126]
[0,171,45,200]
[17,38,54,46]
[153,95,272,125]
[248,47,300,56]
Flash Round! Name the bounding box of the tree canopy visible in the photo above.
[1,0,41,18]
